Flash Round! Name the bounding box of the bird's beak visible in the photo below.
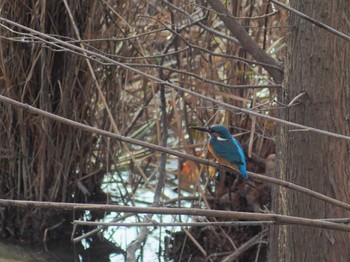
[189,126,211,133]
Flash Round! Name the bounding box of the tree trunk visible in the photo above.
[269,1,350,261]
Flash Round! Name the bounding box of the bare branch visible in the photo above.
[271,0,350,42]
[126,63,282,89]
[142,15,283,71]
[0,18,349,141]
[0,199,350,232]
[72,220,274,227]
[0,94,350,212]
[222,229,268,262]
[73,218,350,227]
[206,0,284,83]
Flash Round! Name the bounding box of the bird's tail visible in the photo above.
[238,165,248,179]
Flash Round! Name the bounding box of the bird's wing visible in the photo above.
[211,138,246,165]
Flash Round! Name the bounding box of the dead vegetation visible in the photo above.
[0,0,286,260]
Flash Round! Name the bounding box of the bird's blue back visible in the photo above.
[208,125,248,179]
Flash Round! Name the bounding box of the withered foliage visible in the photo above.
[0,1,123,241]
[0,0,286,260]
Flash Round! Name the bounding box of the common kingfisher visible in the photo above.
[190,124,248,179]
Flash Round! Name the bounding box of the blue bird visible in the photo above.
[190,124,248,179]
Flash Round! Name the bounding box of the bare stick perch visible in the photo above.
[0,199,350,232]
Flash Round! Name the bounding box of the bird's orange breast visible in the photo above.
[208,144,240,173]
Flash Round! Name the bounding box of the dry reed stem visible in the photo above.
[0,199,350,232]
[1,94,350,213]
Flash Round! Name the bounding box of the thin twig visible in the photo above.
[1,199,350,232]
[206,0,284,83]
[222,229,268,262]
[0,18,349,141]
[183,227,207,257]
[142,15,283,71]
[270,0,350,42]
[0,94,350,212]
[126,63,282,89]
[72,220,275,227]
[161,0,241,45]
[72,213,134,243]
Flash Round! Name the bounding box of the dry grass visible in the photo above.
[0,0,286,258]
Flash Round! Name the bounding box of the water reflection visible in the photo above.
[99,162,194,261]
